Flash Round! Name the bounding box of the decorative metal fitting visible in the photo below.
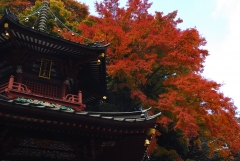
[97,59,101,65]
[103,96,107,100]
[4,31,10,39]
[144,139,150,146]
[99,53,105,58]
[4,23,8,29]
[147,128,156,136]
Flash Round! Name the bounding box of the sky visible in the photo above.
[80,0,240,111]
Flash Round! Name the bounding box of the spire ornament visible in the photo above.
[38,0,49,32]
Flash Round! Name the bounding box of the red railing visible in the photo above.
[1,75,85,111]
[4,75,30,93]
[63,91,82,104]
[0,83,8,94]
[12,82,31,93]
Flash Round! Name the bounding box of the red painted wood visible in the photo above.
[7,75,14,90]
[78,91,82,103]
[61,82,66,99]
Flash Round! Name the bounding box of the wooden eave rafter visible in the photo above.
[0,9,108,72]
[3,28,104,60]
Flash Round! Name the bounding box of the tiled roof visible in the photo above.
[0,96,161,125]
[0,8,108,55]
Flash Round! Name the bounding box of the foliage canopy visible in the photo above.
[78,0,240,160]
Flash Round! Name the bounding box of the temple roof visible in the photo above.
[0,8,108,102]
[0,8,109,57]
[0,96,161,126]
[0,95,161,161]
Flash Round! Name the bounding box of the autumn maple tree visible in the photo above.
[2,0,240,160]
[0,0,88,35]
[0,0,31,17]
[75,0,240,160]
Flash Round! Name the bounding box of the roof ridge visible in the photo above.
[4,8,19,22]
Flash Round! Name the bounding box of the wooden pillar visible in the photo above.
[8,75,14,90]
[61,82,67,99]
[78,91,82,104]
[71,95,74,103]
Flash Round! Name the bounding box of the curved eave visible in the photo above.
[0,98,160,127]
[0,8,107,58]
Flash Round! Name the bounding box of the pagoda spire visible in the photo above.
[38,0,49,32]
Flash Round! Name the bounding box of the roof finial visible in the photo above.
[38,0,49,32]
